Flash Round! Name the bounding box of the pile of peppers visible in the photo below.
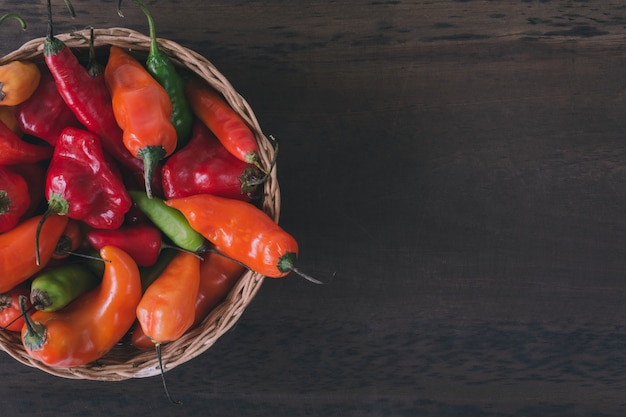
[0,1,317,371]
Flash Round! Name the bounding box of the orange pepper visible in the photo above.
[0,106,21,135]
[131,251,243,349]
[0,61,41,106]
[0,214,68,293]
[136,251,200,344]
[20,245,142,368]
[166,194,302,278]
[52,219,82,260]
[104,45,177,198]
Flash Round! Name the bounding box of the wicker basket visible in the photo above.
[0,28,278,380]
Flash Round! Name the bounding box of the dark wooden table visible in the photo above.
[2,1,626,415]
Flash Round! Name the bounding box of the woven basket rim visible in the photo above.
[0,27,278,381]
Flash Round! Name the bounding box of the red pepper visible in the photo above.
[43,13,143,173]
[8,162,46,219]
[85,224,162,267]
[44,126,131,230]
[184,76,263,170]
[161,121,263,202]
[0,119,53,165]
[0,165,30,233]
[15,65,81,146]
[0,283,30,332]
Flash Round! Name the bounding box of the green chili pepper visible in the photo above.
[129,190,207,253]
[118,0,193,149]
[30,263,101,312]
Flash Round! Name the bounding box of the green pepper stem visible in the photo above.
[0,13,27,30]
[19,295,47,351]
[137,146,166,199]
[46,0,75,40]
[118,0,160,57]
[36,196,69,265]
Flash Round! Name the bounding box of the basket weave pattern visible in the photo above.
[0,28,278,380]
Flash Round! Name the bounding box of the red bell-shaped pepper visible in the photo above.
[45,126,131,230]
[15,66,82,146]
[161,121,263,202]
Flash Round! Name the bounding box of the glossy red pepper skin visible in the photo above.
[184,76,261,167]
[46,127,131,229]
[0,165,30,233]
[85,224,162,267]
[8,162,46,219]
[15,66,81,146]
[161,121,262,202]
[43,36,144,173]
[0,119,53,165]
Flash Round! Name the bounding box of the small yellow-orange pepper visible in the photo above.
[0,61,40,106]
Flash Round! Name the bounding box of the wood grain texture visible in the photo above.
[2,1,626,416]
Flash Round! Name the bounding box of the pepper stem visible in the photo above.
[118,0,160,57]
[36,196,69,266]
[19,295,47,351]
[0,190,10,214]
[155,342,182,405]
[137,146,166,199]
[277,252,323,284]
[0,13,27,30]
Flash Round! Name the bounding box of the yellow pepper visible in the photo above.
[0,61,40,106]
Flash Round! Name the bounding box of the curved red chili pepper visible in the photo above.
[0,165,30,233]
[0,119,52,165]
[184,76,262,169]
[43,21,144,173]
[161,121,263,201]
[15,66,81,146]
[45,127,131,230]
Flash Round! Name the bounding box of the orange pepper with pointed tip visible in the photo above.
[166,194,299,278]
[20,245,142,368]
[104,45,177,198]
[131,251,243,349]
[136,251,200,344]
